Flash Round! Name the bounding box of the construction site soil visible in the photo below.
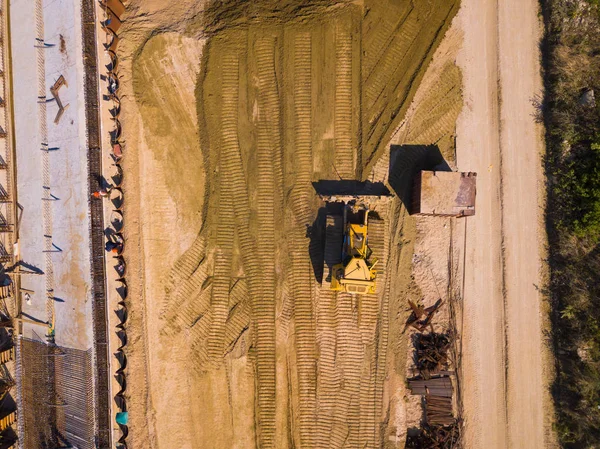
[118,0,461,447]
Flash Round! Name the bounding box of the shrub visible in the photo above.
[542,0,600,446]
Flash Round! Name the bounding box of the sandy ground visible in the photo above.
[455,0,553,448]
[113,0,554,447]
[384,21,464,438]
[117,1,459,448]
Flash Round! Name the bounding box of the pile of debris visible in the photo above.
[408,376,452,397]
[405,325,460,446]
[405,422,460,449]
[404,298,443,332]
[415,331,452,378]
[407,376,455,427]
[425,395,454,426]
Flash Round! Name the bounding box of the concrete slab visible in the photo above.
[10,0,46,338]
[11,0,93,350]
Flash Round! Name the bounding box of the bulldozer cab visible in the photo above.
[325,201,378,295]
[343,207,370,259]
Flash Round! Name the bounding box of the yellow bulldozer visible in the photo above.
[323,199,379,295]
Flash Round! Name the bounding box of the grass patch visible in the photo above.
[541,0,600,446]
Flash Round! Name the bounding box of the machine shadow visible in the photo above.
[388,144,450,212]
[307,202,344,285]
[308,145,450,283]
[309,181,390,284]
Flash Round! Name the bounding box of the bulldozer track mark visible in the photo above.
[402,68,461,150]
[160,235,209,330]
[162,235,207,305]
[171,234,208,280]
[163,274,212,337]
[287,31,319,449]
[362,4,458,174]
[189,309,213,372]
[180,276,213,323]
[363,18,420,116]
[201,49,244,370]
[253,34,281,449]
[329,293,363,449]
[362,21,394,81]
[370,215,391,448]
[206,198,235,365]
[290,33,313,203]
[334,21,355,179]
[167,258,210,311]
[314,215,344,448]
[362,3,413,86]
[187,278,249,373]
[224,281,251,354]
[360,216,388,447]
[218,48,260,296]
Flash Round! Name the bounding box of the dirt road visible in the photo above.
[456,0,548,448]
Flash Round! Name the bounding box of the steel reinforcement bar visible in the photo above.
[81,0,111,446]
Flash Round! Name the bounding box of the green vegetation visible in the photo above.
[555,141,600,241]
[542,0,600,446]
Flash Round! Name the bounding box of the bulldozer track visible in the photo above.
[330,293,363,449]
[314,215,343,448]
[186,278,249,360]
[217,44,260,293]
[362,3,458,173]
[334,20,355,179]
[161,235,207,315]
[361,3,412,88]
[363,18,420,119]
[288,31,317,448]
[223,279,250,352]
[168,277,212,336]
[403,65,461,147]
[207,54,239,367]
[189,309,213,371]
[166,254,210,319]
[161,237,208,328]
[360,217,387,447]
[289,32,313,214]
[362,22,394,82]
[369,215,391,448]
[254,34,281,449]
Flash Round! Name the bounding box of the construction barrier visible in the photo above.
[98,0,128,447]
[0,282,12,299]
[0,347,13,364]
[83,0,112,445]
[0,411,15,432]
